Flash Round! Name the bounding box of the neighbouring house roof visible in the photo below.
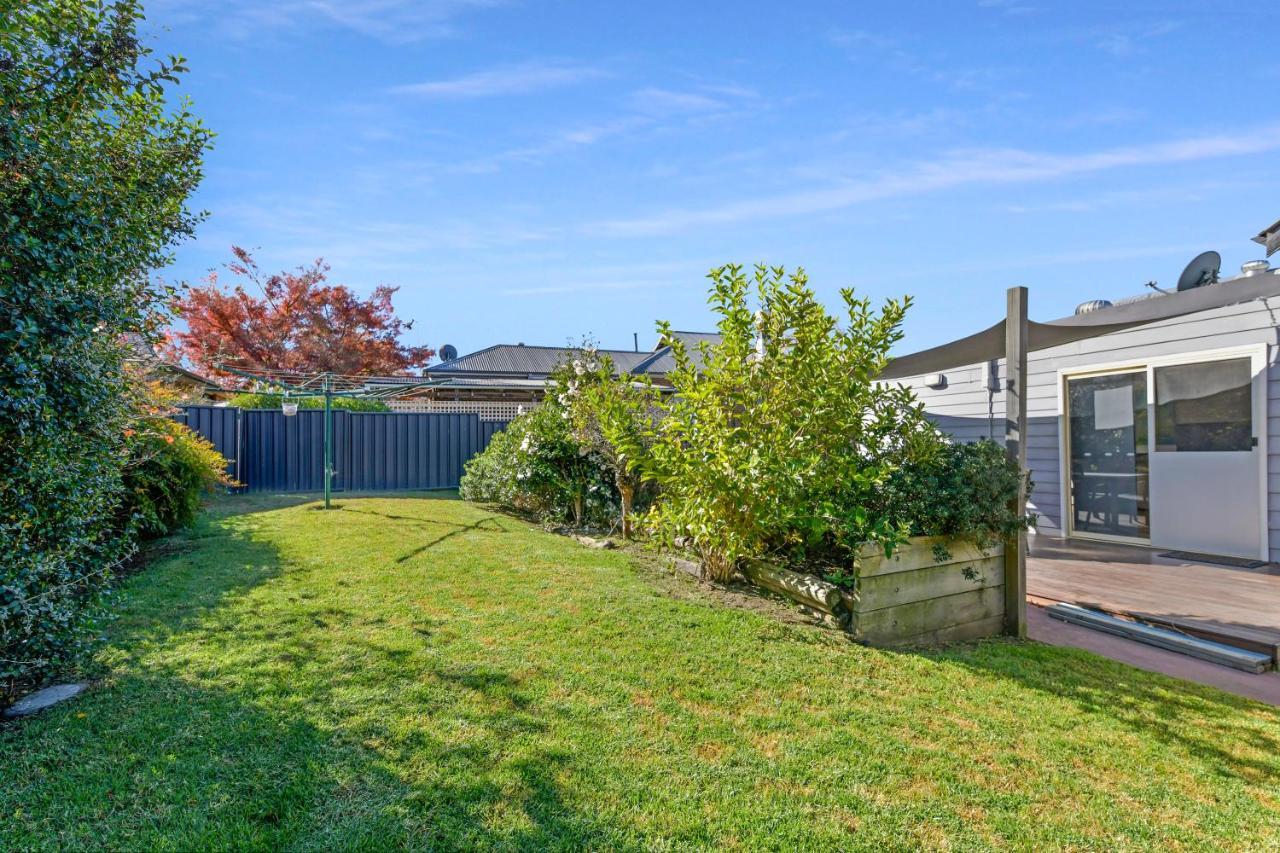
[357,330,723,399]
[123,334,225,393]
[423,330,722,380]
[158,361,225,391]
[427,344,657,377]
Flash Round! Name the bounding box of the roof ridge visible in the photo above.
[459,342,643,354]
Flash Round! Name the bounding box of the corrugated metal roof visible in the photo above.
[427,344,643,376]
[426,335,722,377]
[634,330,721,374]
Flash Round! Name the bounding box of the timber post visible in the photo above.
[1004,286,1029,637]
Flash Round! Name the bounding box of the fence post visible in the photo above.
[1004,285,1029,637]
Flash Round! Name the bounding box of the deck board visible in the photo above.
[1027,537,1280,655]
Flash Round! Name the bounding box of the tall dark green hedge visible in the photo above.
[0,1,210,700]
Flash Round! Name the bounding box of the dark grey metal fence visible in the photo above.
[177,405,242,482]
[179,406,506,493]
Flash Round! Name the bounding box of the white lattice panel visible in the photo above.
[387,399,534,421]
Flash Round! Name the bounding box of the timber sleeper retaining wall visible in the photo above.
[734,536,1006,646]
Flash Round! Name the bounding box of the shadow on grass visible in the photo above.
[920,639,1280,782]
[339,506,514,564]
[2,496,632,850]
[1,666,626,849]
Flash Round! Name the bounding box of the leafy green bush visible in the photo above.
[646,265,938,581]
[460,404,616,527]
[1,2,210,701]
[225,392,390,412]
[876,439,1034,556]
[121,419,230,539]
[458,425,521,508]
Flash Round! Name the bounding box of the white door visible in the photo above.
[1148,356,1265,559]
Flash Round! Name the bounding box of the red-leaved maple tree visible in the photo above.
[166,247,434,382]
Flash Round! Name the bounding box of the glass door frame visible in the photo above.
[1060,365,1151,546]
[1056,343,1269,551]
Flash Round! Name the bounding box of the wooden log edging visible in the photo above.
[740,559,851,627]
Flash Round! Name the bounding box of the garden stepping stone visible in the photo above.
[3,683,88,719]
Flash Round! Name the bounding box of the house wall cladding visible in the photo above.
[897,296,1280,559]
[181,406,506,493]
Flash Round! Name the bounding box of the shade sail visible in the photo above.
[878,272,1280,380]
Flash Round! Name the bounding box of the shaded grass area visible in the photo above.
[2,495,1278,850]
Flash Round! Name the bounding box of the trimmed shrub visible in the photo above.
[121,419,230,539]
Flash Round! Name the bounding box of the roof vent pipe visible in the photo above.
[1241,260,1271,277]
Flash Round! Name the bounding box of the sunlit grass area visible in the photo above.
[3,495,1278,850]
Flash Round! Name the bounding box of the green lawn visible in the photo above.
[3,495,1278,850]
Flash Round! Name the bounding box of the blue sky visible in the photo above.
[147,0,1280,359]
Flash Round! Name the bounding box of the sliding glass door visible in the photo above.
[1066,370,1149,541]
[1149,357,1262,558]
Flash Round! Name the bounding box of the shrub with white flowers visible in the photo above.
[551,344,661,538]
[460,395,616,526]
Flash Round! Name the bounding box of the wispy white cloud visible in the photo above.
[450,116,649,173]
[588,124,1280,236]
[1094,20,1182,57]
[149,0,506,43]
[445,83,758,173]
[977,0,1038,16]
[390,60,605,98]
[826,28,1009,93]
[496,259,715,296]
[628,87,727,116]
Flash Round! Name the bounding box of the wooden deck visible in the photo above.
[1027,537,1280,660]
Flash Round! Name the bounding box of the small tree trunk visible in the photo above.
[572,492,584,527]
[618,478,635,539]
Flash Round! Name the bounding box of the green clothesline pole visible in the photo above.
[323,373,333,510]
[211,363,450,510]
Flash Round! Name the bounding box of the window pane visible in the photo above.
[1154,358,1252,452]
[1067,372,1148,538]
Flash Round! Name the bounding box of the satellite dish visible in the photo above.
[1176,251,1221,292]
[440,344,458,362]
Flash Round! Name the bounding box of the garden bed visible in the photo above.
[849,536,1005,646]
[740,536,1006,646]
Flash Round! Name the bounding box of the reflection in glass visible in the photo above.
[1154,358,1252,452]
[1067,372,1149,539]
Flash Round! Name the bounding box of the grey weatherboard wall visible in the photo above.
[181,406,505,494]
[896,294,1280,559]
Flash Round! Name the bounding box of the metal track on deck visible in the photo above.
[1046,603,1273,674]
